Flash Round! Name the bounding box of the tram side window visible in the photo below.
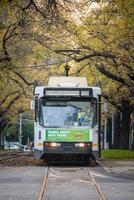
[35,97,39,122]
[38,100,44,125]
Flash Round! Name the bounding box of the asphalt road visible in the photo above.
[0,163,134,200]
[0,167,46,200]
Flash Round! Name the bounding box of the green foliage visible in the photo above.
[3,123,19,141]
[58,0,134,110]
[3,120,34,144]
[21,122,34,145]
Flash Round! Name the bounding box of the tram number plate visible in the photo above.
[64,147,71,151]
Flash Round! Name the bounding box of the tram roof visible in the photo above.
[34,77,101,98]
[48,76,88,87]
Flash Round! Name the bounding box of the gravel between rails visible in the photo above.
[0,152,45,167]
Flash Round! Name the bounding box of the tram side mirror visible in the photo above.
[30,100,35,111]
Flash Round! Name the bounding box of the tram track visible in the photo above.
[0,151,22,157]
[38,167,49,200]
[38,166,106,200]
[0,152,31,161]
[83,167,106,200]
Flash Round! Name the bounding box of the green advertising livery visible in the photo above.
[45,129,90,142]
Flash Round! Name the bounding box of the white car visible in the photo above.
[7,144,20,149]
[19,145,30,152]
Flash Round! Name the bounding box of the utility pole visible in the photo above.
[112,106,115,147]
[98,95,101,158]
[18,108,24,145]
[104,102,108,149]
[19,112,22,145]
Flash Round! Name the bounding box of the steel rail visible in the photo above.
[0,155,19,161]
[38,166,105,200]
[0,151,22,157]
[38,167,49,200]
[0,152,31,161]
[84,168,106,200]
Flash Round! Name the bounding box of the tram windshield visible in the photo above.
[40,99,98,128]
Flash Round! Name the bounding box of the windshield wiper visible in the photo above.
[44,126,63,128]
[67,104,81,110]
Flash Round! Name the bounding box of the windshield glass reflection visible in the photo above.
[41,100,97,128]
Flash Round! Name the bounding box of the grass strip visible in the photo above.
[101,149,134,159]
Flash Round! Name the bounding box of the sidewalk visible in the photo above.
[98,159,134,180]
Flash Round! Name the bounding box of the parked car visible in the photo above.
[19,145,30,152]
[5,144,20,150]
[11,144,20,149]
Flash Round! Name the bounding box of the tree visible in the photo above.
[55,0,134,149]
[0,0,74,147]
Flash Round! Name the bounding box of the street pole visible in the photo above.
[19,112,22,145]
[98,95,101,158]
[104,116,107,149]
[104,102,108,149]
[112,106,115,147]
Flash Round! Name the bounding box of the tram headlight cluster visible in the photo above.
[75,143,85,147]
[51,142,61,147]
[44,142,61,147]
[75,143,92,148]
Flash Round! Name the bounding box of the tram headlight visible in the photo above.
[44,142,61,147]
[50,142,61,147]
[51,142,57,147]
[75,142,92,147]
[75,143,85,147]
[79,143,85,147]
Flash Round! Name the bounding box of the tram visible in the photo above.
[32,76,101,162]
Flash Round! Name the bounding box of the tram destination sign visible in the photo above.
[44,88,93,97]
[45,129,90,142]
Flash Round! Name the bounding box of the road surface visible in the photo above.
[0,163,134,200]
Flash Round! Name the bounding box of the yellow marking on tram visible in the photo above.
[38,142,43,146]
[93,144,98,147]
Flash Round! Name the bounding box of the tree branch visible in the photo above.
[10,78,26,95]
[0,91,19,106]
[0,95,20,117]
[0,119,8,133]
[102,93,122,111]
[76,52,117,62]
[0,56,11,63]
[2,24,17,62]
[96,63,126,84]
[55,49,81,54]
[122,63,134,72]
[13,71,34,86]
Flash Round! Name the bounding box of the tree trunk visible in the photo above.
[107,117,112,149]
[130,134,134,151]
[119,103,131,150]
[0,119,7,149]
[0,132,1,149]
[130,112,134,151]
[113,112,121,149]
